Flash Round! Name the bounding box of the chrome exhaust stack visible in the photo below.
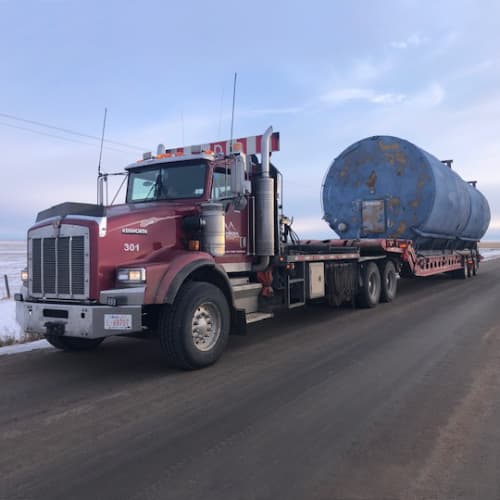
[253,126,275,270]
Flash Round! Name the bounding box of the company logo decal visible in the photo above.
[122,228,148,235]
[225,222,240,241]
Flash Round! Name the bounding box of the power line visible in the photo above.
[0,120,132,154]
[0,111,146,151]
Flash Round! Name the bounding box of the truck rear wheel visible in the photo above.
[380,260,398,303]
[45,335,104,351]
[159,281,230,370]
[357,262,381,308]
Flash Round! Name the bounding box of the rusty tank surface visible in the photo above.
[322,136,490,249]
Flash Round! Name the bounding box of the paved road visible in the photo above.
[2,260,500,500]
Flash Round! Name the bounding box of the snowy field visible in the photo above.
[1,240,500,353]
[0,240,32,347]
[0,240,49,352]
[0,240,24,299]
[480,248,500,261]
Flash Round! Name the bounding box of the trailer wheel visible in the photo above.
[44,335,104,351]
[472,257,478,276]
[357,262,381,308]
[453,262,468,280]
[159,281,230,370]
[380,260,398,303]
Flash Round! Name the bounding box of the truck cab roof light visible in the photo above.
[156,153,172,160]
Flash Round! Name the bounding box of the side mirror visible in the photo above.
[230,152,251,195]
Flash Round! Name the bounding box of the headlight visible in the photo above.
[116,267,146,284]
[21,268,28,285]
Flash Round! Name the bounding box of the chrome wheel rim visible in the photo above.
[386,270,395,292]
[368,274,377,297]
[191,302,221,352]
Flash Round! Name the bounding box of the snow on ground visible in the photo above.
[0,240,26,345]
[0,240,25,299]
[0,339,50,356]
[0,299,21,341]
[480,248,500,261]
[0,298,50,354]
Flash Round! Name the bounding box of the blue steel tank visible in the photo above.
[322,136,490,249]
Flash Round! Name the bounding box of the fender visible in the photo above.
[149,252,234,307]
[163,258,214,304]
[166,260,236,305]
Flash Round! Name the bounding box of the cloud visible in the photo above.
[320,87,406,105]
[431,31,460,57]
[390,33,429,49]
[238,106,303,117]
[450,59,496,81]
[319,58,393,91]
[351,60,392,82]
[410,82,445,107]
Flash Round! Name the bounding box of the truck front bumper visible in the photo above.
[16,300,143,339]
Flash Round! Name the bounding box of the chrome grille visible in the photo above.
[32,239,42,294]
[43,238,56,293]
[57,237,70,294]
[29,226,89,299]
[71,237,85,295]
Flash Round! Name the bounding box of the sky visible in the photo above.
[0,0,499,240]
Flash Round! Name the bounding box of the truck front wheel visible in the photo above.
[357,262,381,308]
[159,281,230,370]
[45,335,104,351]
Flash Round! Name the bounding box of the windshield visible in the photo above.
[126,163,207,203]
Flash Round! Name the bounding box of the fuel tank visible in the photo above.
[322,136,490,249]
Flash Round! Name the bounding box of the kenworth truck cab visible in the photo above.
[16,127,288,368]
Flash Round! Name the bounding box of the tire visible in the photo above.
[472,257,478,276]
[453,262,468,280]
[467,258,473,278]
[357,262,381,308]
[159,281,230,370]
[45,334,104,351]
[380,260,398,303]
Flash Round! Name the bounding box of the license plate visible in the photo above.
[104,314,132,330]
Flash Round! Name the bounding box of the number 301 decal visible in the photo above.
[124,243,140,252]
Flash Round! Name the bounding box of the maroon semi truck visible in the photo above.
[15,127,481,369]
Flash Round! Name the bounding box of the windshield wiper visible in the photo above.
[144,173,162,200]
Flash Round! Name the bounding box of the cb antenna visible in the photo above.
[97,107,107,205]
[229,72,237,153]
[225,73,238,195]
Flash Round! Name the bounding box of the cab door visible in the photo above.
[211,170,248,256]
